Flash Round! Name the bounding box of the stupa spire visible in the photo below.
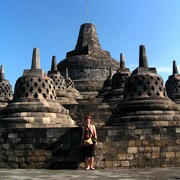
[65,68,69,78]
[31,48,40,70]
[120,53,125,70]
[51,56,58,72]
[173,60,178,75]
[0,65,5,80]
[75,23,101,50]
[139,45,148,68]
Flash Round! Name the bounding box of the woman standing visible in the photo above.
[81,115,97,170]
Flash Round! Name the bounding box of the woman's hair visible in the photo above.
[85,115,91,120]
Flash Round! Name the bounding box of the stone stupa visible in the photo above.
[0,48,76,128]
[165,60,180,105]
[103,53,131,104]
[107,45,180,127]
[97,67,113,98]
[0,65,13,110]
[48,56,81,105]
[57,23,119,98]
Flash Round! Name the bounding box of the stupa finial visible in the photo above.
[0,65,5,80]
[31,48,40,70]
[51,56,57,72]
[65,68,69,78]
[120,53,125,69]
[139,45,148,68]
[173,60,178,75]
[109,67,112,77]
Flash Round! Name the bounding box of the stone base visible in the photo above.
[0,125,179,169]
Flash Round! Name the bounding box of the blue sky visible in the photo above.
[1,0,180,90]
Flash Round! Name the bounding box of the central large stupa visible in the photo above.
[57,23,119,96]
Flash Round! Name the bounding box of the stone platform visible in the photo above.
[0,167,179,180]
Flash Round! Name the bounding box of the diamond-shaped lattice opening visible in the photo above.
[50,95,53,99]
[147,81,150,85]
[159,87,162,91]
[38,78,41,82]
[34,82,38,87]
[49,85,51,88]
[143,86,147,91]
[30,78,33,82]
[156,92,160,96]
[45,79,48,83]
[138,92,142,97]
[25,93,29,98]
[26,83,29,87]
[58,86,60,89]
[55,82,58,85]
[43,94,47,99]
[42,83,45,88]
[142,76,146,80]
[163,92,166,96]
[30,87,33,92]
[38,88,42,93]
[46,89,49,93]
[157,77,160,81]
[150,76,153,79]
[34,93,38,99]
[151,86,155,91]
[147,92,152,96]
[155,81,158,85]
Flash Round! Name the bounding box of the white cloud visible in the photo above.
[156,66,172,73]
[156,66,180,73]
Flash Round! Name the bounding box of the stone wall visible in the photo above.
[0,126,179,169]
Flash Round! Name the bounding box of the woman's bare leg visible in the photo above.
[90,157,94,169]
[85,157,91,169]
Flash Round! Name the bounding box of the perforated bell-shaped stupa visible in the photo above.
[97,67,113,98]
[166,60,180,105]
[107,45,180,126]
[47,56,81,105]
[57,23,119,97]
[103,53,131,103]
[0,65,13,110]
[0,48,76,128]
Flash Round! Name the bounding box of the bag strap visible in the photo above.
[86,125,97,140]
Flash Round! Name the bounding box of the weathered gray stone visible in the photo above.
[57,23,119,95]
[107,45,180,127]
[166,60,180,105]
[0,48,76,128]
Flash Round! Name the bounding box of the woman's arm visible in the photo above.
[93,125,97,139]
